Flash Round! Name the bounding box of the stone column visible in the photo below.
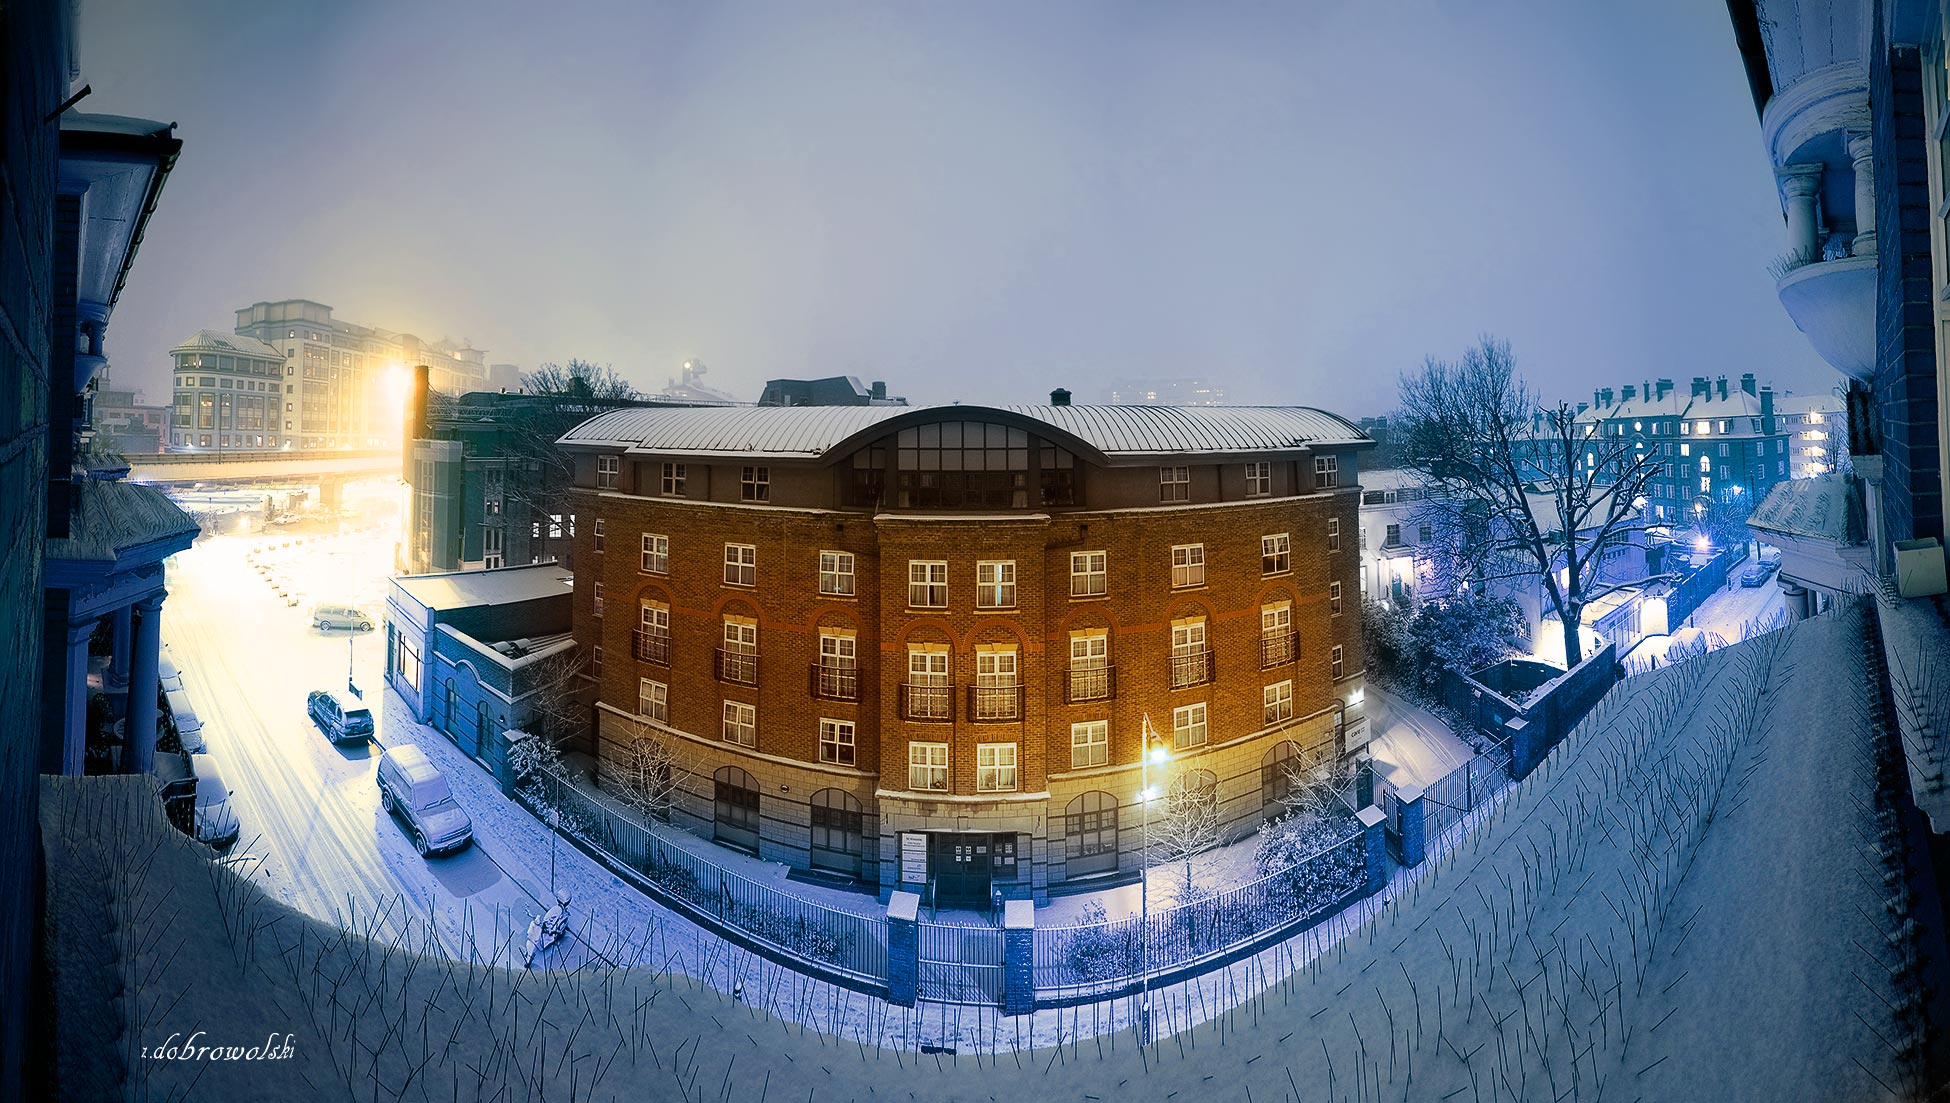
[123,594,165,774]
[1848,131,1876,257]
[1357,805,1388,895]
[1001,898,1034,1015]
[107,605,132,688]
[43,619,96,776]
[1395,784,1427,868]
[1508,715,1542,781]
[886,890,920,1008]
[1776,164,1824,260]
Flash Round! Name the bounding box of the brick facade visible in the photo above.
[566,408,1370,899]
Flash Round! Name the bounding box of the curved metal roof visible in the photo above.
[558,403,1369,461]
[169,329,285,360]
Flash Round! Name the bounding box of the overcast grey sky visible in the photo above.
[80,0,1834,414]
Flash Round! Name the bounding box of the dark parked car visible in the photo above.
[308,689,375,743]
[1740,564,1771,587]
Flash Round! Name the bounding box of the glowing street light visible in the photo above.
[1137,714,1172,1046]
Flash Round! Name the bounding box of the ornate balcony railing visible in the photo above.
[1259,632,1297,669]
[1168,648,1214,689]
[716,647,758,687]
[1065,663,1115,703]
[632,629,670,666]
[900,682,954,723]
[809,662,858,701]
[968,682,1024,722]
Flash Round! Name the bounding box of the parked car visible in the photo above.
[158,655,183,693]
[1739,565,1770,587]
[311,603,375,631]
[308,689,375,743]
[164,687,206,753]
[376,744,473,856]
[189,752,240,849]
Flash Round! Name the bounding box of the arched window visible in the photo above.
[809,789,866,878]
[1260,741,1303,821]
[1063,791,1119,877]
[1169,769,1220,821]
[713,766,761,854]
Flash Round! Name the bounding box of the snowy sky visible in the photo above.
[79,0,1836,414]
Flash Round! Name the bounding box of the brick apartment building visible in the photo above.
[1571,373,1796,525]
[561,400,1373,903]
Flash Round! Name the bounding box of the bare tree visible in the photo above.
[492,360,641,558]
[521,359,638,401]
[1277,742,1355,824]
[1395,338,1681,667]
[612,713,686,824]
[1148,772,1223,903]
[525,651,593,749]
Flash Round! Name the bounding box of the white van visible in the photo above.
[312,603,375,631]
[189,752,240,849]
[376,745,473,856]
[165,687,206,753]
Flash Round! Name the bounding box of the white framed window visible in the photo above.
[1314,455,1338,487]
[819,719,856,766]
[722,701,756,747]
[722,618,757,654]
[1071,720,1110,768]
[909,742,949,791]
[1263,680,1294,725]
[1327,517,1340,552]
[1330,581,1342,614]
[1170,617,1209,688]
[639,601,670,636]
[723,543,756,586]
[596,455,619,489]
[637,678,668,723]
[1172,702,1208,750]
[592,645,603,674]
[1261,532,1291,575]
[1159,466,1191,503]
[1071,550,1107,597]
[818,550,856,596]
[592,581,605,617]
[976,743,1019,792]
[641,533,669,574]
[908,560,948,607]
[1718,442,1729,457]
[661,462,686,496]
[977,560,1017,608]
[1171,543,1206,589]
[741,465,770,502]
[974,647,1020,720]
[1244,461,1271,496]
[1700,476,1711,493]
[1262,602,1292,638]
[593,518,605,552]
[1331,645,1344,679]
[1717,420,1729,434]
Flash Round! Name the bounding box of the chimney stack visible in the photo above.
[1657,378,1673,401]
[1622,384,1638,403]
[1716,375,1729,400]
[1692,377,1710,399]
[1740,372,1757,396]
[1050,387,1072,407]
[1760,387,1774,431]
[870,380,887,401]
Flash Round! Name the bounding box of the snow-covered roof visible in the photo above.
[1747,473,1860,544]
[558,404,1371,462]
[1771,392,1844,416]
[1574,389,1767,423]
[1357,468,1426,492]
[169,329,285,360]
[45,479,199,564]
[391,562,573,611]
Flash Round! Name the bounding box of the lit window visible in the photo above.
[1700,476,1711,493]
[1159,466,1191,502]
[1330,581,1342,614]
[1244,461,1271,496]
[597,455,619,489]
[741,465,770,502]
[977,743,1019,792]
[592,581,605,617]
[1071,720,1109,768]
[661,462,687,496]
[1171,544,1206,588]
[1263,680,1294,725]
[1331,645,1344,679]
[909,742,949,791]
[1070,550,1107,597]
[637,678,668,723]
[593,518,605,552]
[908,560,948,607]
[1327,517,1340,552]
[1696,421,1710,436]
[977,560,1017,608]
[1261,533,1291,575]
[641,533,669,574]
[723,543,756,586]
[1314,455,1338,487]
[1681,422,1691,436]
[1717,420,1729,433]
[1170,618,1209,688]
[819,550,856,596]
[819,719,856,766]
[1172,702,1208,750]
[722,701,756,747]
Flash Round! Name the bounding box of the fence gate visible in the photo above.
[1379,782,1403,861]
[917,923,1004,1005]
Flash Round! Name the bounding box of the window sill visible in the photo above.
[974,606,1019,614]
[817,591,858,601]
[1170,583,1209,593]
[1262,569,1292,579]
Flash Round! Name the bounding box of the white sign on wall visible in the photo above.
[899,832,928,884]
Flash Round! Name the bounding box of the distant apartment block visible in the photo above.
[1773,392,1845,479]
[88,378,169,454]
[1570,374,1796,524]
[1105,378,1228,405]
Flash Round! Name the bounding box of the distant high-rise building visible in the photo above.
[169,299,492,451]
[1105,378,1228,406]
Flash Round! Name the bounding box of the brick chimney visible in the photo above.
[1622,384,1638,402]
[1657,378,1673,401]
[1716,375,1729,400]
[1760,387,1774,433]
[1692,377,1710,398]
[1740,372,1757,396]
[1601,387,1614,407]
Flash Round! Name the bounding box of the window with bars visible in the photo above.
[819,550,855,596]
[904,648,951,720]
[641,533,668,574]
[636,602,670,664]
[722,701,756,747]
[819,719,856,766]
[661,463,687,496]
[1260,603,1295,667]
[977,743,1019,792]
[814,633,857,700]
[1159,466,1191,502]
[1071,551,1107,597]
[1244,461,1271,496]
[1071,720,1109,769]
[1173,702,1208,750]
[977,561,1017,608]
[1171,619,1212,687]
[1068,632,1111,702]
[973,648,1021,720]
[719,620,758,685]
[908,560,947,607]
[741,465,770,502]
[909,742,949,791]
[1261,533,1291,575]
[723,543,756,586]
[1171,544,1206,589]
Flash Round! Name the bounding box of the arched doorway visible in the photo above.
[713,766,761,854]
[808,789,866,878]
[1260,740,1303,822]
[1063,791,1119,877]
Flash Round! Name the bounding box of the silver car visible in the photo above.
[376,744,473,856]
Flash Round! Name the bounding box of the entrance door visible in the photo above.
[930,833,1001,907]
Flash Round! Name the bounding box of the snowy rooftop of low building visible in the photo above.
[558,403,1372,461]
[1747,472,1860,543]
[391,562,573,611]
[46,479,199,564]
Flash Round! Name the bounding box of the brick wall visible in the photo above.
[0,1,64,1096]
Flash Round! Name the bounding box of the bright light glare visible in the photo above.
[1351,688,1365,705]
[1147,745,1170,765]
[1141,785,1161,802]
[1694,536,1710,551]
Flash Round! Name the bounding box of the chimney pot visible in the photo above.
[1050,387,1072,407]
[1657,378,1673,400]
[1622,384,1637,402]
[1741,372,1757,396]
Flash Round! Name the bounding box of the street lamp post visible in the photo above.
[1137,713,1171,1046]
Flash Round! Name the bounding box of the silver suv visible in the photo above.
[308,689,375,743]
